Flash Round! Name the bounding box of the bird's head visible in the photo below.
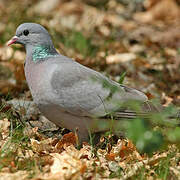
[7,23,53,48]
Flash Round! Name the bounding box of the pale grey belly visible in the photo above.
[36,102,111,143]
[37,103,91,131]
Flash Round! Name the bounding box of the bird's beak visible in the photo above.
[6,36,18,46]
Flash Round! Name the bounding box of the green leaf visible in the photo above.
[126,118,163,154]
[168,127,180,143]
[118,72,126,84]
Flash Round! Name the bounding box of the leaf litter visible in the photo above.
[0,0,180,179]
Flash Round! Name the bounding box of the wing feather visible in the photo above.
[50,60,148,117]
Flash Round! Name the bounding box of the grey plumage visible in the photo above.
[8,23,159,143]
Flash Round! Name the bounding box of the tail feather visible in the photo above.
[101,101,180,125]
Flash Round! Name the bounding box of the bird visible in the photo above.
[7,23,160,143]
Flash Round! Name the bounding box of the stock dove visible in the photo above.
[7,23,158,142]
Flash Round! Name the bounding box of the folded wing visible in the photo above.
[50,58,149,118]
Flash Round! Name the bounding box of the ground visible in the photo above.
[0,0,180,179]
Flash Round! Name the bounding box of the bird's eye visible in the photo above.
[23,30,29,36]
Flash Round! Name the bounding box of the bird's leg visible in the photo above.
[74,127,90,145]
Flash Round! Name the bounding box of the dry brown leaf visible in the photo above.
[145,92,155,100]
[144,0,160,9]
[161,92,173,106]
[0,118,10,139]
[33,0,60,15]
[0,80,16,94]
[106,53,136,64]
[119,140,137,159]
[34,173,65,180]
[105,152,116,161]
[31,138,53,153]
[13,50,25,63]
[55,132,77,151]
[50,145,87,178]
[0,118,10,133]
[148,152,167,166]
[134,0,180,23]
[0,47,13,61]
[170,167,180,177]
[13,61,25,84]
[0,171,28,180]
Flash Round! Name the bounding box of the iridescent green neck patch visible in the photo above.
[32,45,58,62]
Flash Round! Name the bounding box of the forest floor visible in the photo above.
[0,0,180,179]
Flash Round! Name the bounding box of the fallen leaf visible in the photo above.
[106,53,136,64]
[134,0,180,23]
[0,171,28,180]
[55,132,77,151]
